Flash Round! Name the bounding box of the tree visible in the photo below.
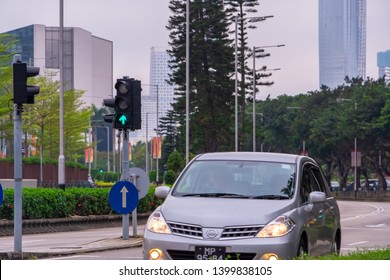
[167,0,235,154]
[167,150,184,176]
[0,34,17,157]
[159,110,180,167]
[225,0,273,149]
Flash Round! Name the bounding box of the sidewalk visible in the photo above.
[0,217,146,259]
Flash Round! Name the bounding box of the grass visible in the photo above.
[297,248,390,260]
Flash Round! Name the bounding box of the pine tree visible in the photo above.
[224,0,273,149]
[167,0,235,154]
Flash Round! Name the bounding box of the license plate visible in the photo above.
[195,246,225,260]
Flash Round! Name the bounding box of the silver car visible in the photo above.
[143,152,341,260]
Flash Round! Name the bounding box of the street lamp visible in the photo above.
[58,0,65,190]
[186,0,190,163]
[251,44,284,152]
[234,15,274,152]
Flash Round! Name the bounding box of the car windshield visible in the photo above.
[172,160,296,199]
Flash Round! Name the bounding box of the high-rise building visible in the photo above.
[377,50,390,85]
[3,24,113,107]
[131,47,175,144]
[319,0,366,88]
[3,24,114,156]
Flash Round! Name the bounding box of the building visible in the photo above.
[3,24,114,161]
[131,47,175,143]
[377,50,390,85]
[319,0,366,88]
[4,24,113,107]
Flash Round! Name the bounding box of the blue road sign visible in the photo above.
[0,184,3,206]
[109,181,139,214]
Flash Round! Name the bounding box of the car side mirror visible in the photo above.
[308,191,326,204]
[306,191,326,212]
[155,186,171,199]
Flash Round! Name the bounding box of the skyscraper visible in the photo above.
[131,47,175,143]
[377,50,390,84]
[319,0,366,88]
[3,24,113,107]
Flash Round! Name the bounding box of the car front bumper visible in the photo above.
[143,229,300,260]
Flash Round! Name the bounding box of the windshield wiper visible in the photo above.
[251,195,290,200]
[181,193,251,198]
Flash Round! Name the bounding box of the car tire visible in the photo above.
[331,234,340,255]
[297,237,308,257]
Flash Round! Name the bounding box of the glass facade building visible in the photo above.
[319,0,366,88]
[4,24,113,107]
[377,50,390,85]
[131,47,175,143]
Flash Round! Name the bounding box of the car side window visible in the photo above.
[300,165,311,204]
[300,164,324,203]
[311,167,328,195]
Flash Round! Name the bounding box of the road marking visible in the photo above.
[49,255,101,260]
[341,206,384,222]
[347,241,369,246]
[366,224,386,228]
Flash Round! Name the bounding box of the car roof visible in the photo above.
[194,152,302,164]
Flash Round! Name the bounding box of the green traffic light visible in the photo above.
[118,114,128,125]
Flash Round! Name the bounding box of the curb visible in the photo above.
[0,237,144,260]
[0,213,150,237]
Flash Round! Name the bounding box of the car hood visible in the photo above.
[160,196,294,227]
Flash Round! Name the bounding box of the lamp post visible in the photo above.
[234,15,274,151]
[58,0,65,190]
[251,45,283,152]
[186,0,190,163]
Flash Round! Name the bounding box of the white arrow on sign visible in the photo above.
[121,186,128,208]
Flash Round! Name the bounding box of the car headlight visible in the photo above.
[147,211,171,234]
[256,216,295,238]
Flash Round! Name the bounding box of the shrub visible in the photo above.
[0,186,163,220]
[164,170,176,185]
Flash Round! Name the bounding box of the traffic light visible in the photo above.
[113,78,142,130]
[13,61,40,104]
[103,97,116,127]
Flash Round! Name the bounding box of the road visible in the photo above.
[1,200,389,259]
[338,200,390,253]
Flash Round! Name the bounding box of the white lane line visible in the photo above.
[49,255,101,260]
[347,241,369,246]
[23,239,47,244]
[366,224,386,228]
[341,206,384,222]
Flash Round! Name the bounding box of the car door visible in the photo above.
[300,164,324,256]
[311,167,338,254]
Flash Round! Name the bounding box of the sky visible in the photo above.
[1,0,389,99]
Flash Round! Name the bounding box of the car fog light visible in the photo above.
[261,253,279,260]
[149,248,163,260]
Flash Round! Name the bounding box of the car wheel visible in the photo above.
[297,237,308,258]
[331,234,340,255]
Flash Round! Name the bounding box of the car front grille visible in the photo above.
[167,250,256,260]
[221,225,263,240]
[168,222,203,239]
[167,222,263,240]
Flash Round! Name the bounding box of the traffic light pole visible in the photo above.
[121,129,130,240]
[13,104,23,254]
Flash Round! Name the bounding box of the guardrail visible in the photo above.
[334,190,390,201]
